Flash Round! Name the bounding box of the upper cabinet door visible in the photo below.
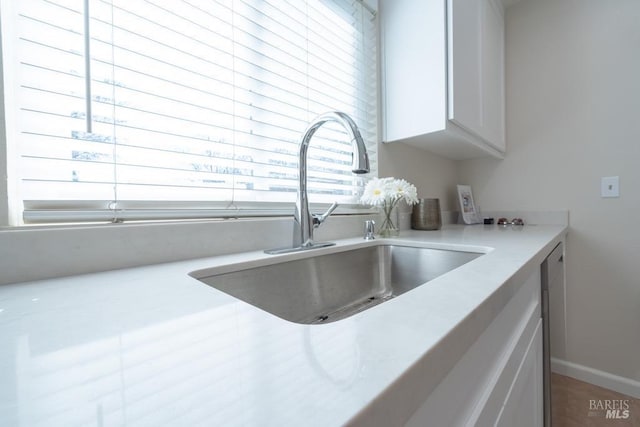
[449,0,506,151]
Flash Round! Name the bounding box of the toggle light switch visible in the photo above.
[601,176,619,198]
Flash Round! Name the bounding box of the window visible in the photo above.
[1,0,378,224]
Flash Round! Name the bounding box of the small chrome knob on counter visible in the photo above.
[364,220,375,240]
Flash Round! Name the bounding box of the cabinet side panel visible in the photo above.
[381,0,446,142]
[481,0,506,150]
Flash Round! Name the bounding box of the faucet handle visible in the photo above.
[313,202,339,228]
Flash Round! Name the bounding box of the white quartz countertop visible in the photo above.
[0,224,566,426]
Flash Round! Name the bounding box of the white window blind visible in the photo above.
[2,0,378,224]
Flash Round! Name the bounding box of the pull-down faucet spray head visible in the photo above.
[338,113,370,175]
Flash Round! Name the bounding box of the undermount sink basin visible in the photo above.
[191,244,483,324]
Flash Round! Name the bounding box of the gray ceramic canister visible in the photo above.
[411,198,442,230]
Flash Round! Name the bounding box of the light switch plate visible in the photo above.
[601,176,619,198]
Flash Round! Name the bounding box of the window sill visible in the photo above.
[0,213,378,286]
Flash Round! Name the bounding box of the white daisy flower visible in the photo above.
[360,177,392,206]
[360,177,419,206]
[392,179,419,205]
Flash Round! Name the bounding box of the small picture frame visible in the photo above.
[457,184,481,224]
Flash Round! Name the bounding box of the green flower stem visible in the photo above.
[380,199,400,237]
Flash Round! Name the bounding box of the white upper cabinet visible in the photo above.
[381,0,506,159]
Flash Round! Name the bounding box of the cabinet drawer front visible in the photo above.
[495,321,543,427]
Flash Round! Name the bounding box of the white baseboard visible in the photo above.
[551,357,640,398]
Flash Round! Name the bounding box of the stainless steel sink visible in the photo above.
[191,244,482,324]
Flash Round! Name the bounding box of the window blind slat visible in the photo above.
[6,0,378,224]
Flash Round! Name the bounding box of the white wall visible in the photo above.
[379,140,459,211]
[459,0,640,383]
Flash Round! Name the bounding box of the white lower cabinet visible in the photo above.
[495,322,543,427]
[405,268,543,426]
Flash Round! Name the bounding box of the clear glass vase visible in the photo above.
[379,203,399,237]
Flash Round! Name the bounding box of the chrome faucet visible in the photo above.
[266,112,370,254]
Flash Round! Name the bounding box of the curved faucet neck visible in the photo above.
[294,112,370,248]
